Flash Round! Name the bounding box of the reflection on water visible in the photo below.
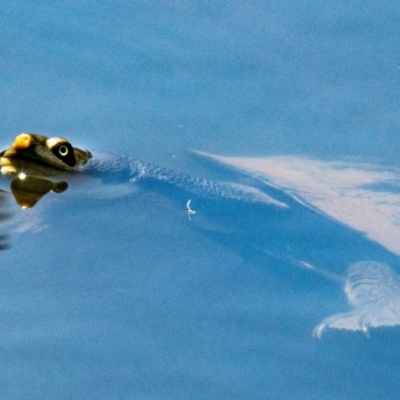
[0,190,11,250]
[196,152,400,336]
[197,152,400,256]
[10,175,68,209]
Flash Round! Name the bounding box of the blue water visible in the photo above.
[1,1,400,399]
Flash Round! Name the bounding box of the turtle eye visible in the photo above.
[51,142,76,167]
[58,145,69,157]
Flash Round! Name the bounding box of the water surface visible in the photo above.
[1,1,400,399]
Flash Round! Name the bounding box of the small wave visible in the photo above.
[127,157,288,206]
[81,154,288,207]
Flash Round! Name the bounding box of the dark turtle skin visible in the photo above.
[0,133,92,176]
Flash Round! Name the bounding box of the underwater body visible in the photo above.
[3,145,400,336]
[2,1,400,399]
[1,141,400,398]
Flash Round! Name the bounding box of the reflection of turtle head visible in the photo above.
[0,133,92,176]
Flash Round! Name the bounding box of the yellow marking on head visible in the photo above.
[13,133,32,149]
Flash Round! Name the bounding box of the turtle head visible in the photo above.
[1,133,92,176]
